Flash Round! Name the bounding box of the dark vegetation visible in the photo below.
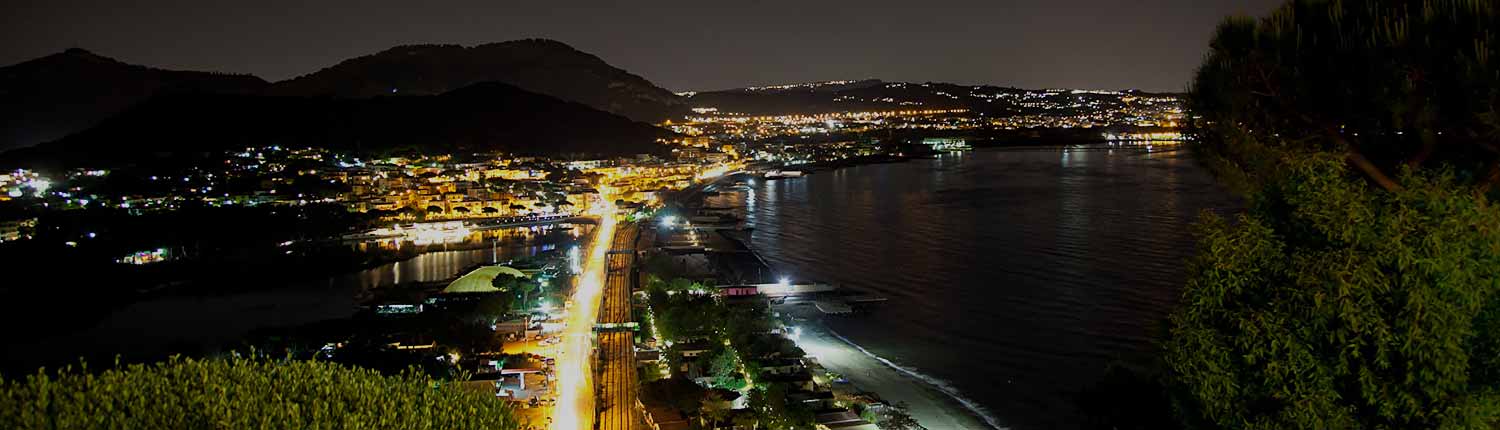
[1152,1,1500,428]
[0,355,523,429]
[642,276,821,429]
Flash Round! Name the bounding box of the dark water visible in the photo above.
[707,145,1238,429]
[8,224,585,367]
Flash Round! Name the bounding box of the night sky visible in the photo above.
[2,0,1281,92]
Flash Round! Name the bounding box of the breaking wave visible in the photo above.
[825,328,1009,430]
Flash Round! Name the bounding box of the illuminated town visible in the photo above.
[12,0,1500,427]
[0,85,1183,429]
[0,85,1183,245]
[6,0,1494,429]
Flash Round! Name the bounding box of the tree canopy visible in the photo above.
[1166,156,1500,428]
[1189,0,1500,194]
[1170,1,1500,428]
[0,356,524,429]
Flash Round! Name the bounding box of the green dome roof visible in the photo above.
[442,265,529,294]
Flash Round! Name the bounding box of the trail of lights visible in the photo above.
[550,201,616,430]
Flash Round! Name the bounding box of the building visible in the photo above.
[0,217,37,243]
[920,137,969,151]
[442,265,529,294]
[814,410,878,430]
[717,282,837,297]
[639,400,691,430]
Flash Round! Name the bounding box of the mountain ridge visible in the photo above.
[0,48,270,151]
[267,39,687,122]
[2,81,672,170]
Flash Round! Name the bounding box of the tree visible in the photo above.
[1189,0,1500,196]
[517,278,539,310]
[490,273,538,310]
[749,383,815,430]
[1167,158,1500,428]
[474,293,511,322]
[1170,2,1500,428]
[1,356,524,429]
[707,346,748,390]
[641,377,707,415]
[701,390,731,428]
[733,412,762,430]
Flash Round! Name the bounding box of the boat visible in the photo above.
[763,169,805,179]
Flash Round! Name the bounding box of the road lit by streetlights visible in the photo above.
[550,201,616,430]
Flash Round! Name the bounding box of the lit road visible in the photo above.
[551,205,616,430]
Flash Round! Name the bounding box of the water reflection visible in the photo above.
[707,144,1235,429]
[14,222,593,362]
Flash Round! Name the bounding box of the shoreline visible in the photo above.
[781,304,1006,430]
[683,172,1004,429]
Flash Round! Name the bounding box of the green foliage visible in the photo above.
[707,346,749,391]
[0,356,524,429]
[748,383,816,430]
[700,390,733,427]
[491,273,540,310]
[645,278,720,342]
[474,293,512,321]
[1175,1,1500,428]
[1166,155,1500,429]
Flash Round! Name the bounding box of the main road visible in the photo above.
[551,205,616,430]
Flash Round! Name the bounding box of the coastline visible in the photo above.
[781,304,1005,430]
[684,172,1003,429]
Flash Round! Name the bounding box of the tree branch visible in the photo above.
[1404,135,1436,168]
[1318,125,1402,192]
[1477,162,1500,190]
[1346,151,1405,192]
[1244,59,1404,192]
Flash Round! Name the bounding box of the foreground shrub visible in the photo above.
[0,355,524,429]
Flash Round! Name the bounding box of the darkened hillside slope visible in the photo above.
[269,39,686,122]
[4,82,671,169]
[0,48,268,152]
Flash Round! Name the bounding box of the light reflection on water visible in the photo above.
[706,145,1236,429]
[14,223,592,362]
[346,223,585,288]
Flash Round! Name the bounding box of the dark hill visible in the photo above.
[3,82,672,169]
[0,48,268,152]
[269,39,687,123]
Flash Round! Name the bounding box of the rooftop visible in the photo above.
[442,265,528,294]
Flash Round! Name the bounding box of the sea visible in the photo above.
[5,223,587,369]
[705,143,1240,429]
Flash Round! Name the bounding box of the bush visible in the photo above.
[1166,156,1500,428]
[0,355,525,429]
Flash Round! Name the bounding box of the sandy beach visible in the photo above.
[782,304,1005,430]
